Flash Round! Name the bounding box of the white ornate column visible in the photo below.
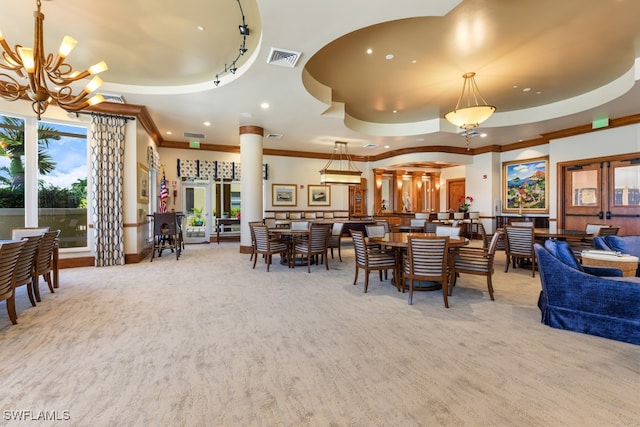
[239,125,264,253]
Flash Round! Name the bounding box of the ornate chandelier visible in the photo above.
[0,0,108,119]
[445,72,495,150]
[319,141,362,185]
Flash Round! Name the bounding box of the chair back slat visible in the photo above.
[0,240,27,300]
[404,237,449,277]
[504,226,534,255]
[34,231,60,273]
[13,235,42,288]
[350,230,369,266]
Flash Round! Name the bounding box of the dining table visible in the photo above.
[367,232,470,292]
[269,228,310,267]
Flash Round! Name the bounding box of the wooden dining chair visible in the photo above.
[451,232,501,301]
[12,234,43,309]
[292,224,331,273]
[349,230,396,293]
[424,221,438,234]
[504,225,536,277]
[32,230,61,302]
[248,221,264,262]
[365,224,386,238]
[435,225,462,238]
[0,240,27,325]
[402,236,450,307]
[251,224,288,271]
[327,222,344,261]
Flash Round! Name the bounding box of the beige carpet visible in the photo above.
[0,241,638,427]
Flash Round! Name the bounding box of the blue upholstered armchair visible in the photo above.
[535,241,640,345]
[593,235,640,277]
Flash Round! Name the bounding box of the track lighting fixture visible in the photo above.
[211,0,251,88]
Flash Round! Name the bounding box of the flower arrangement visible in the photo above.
[458,195,473,212]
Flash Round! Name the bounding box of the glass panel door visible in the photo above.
[182,181,211,243]
[212,180,241,240]
[608,160,640,235]
[563,162,604,231]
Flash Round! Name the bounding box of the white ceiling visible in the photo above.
[1,0,640,158]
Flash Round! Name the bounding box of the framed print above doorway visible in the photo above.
[502,157,548,213]
[272,184,297,206]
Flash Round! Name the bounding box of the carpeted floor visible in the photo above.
[0,241,638,426]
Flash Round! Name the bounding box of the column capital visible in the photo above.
[239,125,264,136]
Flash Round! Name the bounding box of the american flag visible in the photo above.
[159,171,169,213]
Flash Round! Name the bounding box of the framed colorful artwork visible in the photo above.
[308,185,331,206]
[502,157,549,213]
[272,183,297,206]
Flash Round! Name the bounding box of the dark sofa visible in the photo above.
[535,240,640,345]
[593,235,640,276]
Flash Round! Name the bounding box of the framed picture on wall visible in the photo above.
[502,156,549,213]
[272,183,297,206]
[137,163,149,203]
[308,185,331,206]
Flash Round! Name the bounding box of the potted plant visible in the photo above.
[189,207,204,226]
[458,195,473,212]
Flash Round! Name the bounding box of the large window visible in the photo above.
[0,116,26,230]
[0,114,89,248]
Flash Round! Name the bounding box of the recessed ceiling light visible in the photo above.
[384,145,390,148]
[536,91,542,95]
[480,133,487,138]
[366,48,373,55]
[166,131,172,135]
[203,121,211,126]
[412,59,417,64]
[197,25,205,31]
[385,54,394,60]
[261,102,269,109]
[392,110,397,113]
[523,87,531,92]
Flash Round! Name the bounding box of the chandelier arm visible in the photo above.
[470,78,491,106]
[0,42,24,70]
[452,77,468,111]
[0,74,26,100]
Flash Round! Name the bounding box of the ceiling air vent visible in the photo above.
[267,48,301,68]
[184,132,205,139]
[266,133,283,139]
[363,143,377,149]
[100,94,125,104]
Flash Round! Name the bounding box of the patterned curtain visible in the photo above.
[90,114,127,266]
